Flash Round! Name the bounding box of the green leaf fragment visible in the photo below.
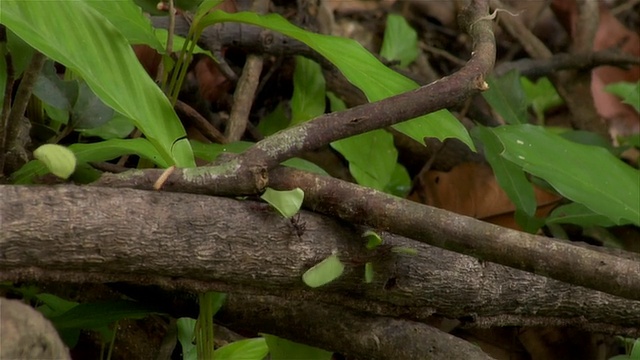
[33,144,77,179]
[261,187,304,218]
[362,230,383,250]
[302,254,345,288]
[364,262,375,283]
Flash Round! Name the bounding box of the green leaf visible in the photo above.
[393,109,475,151]
[391,247,418,255]
[364,262,375,284]
[490,124,640,225]
[49,300,158,331]
[213,338,269,360]
[77,113,135,139]
[33,144,77,179]
[472,126,537,219]
[484,71,528,125]
[36,293,79,318]
[281,158,329,176]
[177,318,198,360]
[257,102,290,137]
[362,230,382,250]
[198,11,474,150]
[546,202,619,227]
[302,254,345,288]
[83,0,163,50]
[12,138,168,184]
[190,140,253,162]
[72,81,115,129]
[261,187,304,218]
[190,141,327,175]
[0,47,5,114]
[605,81,640,112]
[291,56,326,125]
[520,76,563,122]
[33,61,79,110]
[154,29,213,56]
[0,1,194,167]
[6,28,34,77]
[327,91,346,112]
[380,14,418,68]
[331,130,397,190]
[263,334,332,360]
[384,162,411,197]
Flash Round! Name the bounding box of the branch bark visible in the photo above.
[1,185,638,335]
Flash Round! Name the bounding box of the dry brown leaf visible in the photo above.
[408,162,561,230]
[552,0,640,138]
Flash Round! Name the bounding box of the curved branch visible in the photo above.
[97,0,495,195]
[268,167,640,302]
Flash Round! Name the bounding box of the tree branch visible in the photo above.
[1,185,638,334]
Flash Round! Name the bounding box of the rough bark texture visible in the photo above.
[1,185,638,336]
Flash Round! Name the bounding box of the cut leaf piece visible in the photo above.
[391,247,418,255]
[302,254,345,288]
[364,262,375,283]
[33,144,77,179]
[261,187,304,218]
[362,230,382,250]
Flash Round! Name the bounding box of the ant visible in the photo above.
[290,213,306,237]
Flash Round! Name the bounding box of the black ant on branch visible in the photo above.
[290,213,306,237]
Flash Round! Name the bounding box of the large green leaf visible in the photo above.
[213,338,269,360]
[490,124,640,225]
[0,1,194,167]
[331,130,397,190]
[484,71,528,125]
[380,14,418,68]
[605,81,640,113]
[199,11,474,149]
[263,334,332,360]
[49,300,158,330]
[291,56,326,125]
[473,125,539,232]
[83,0,163,50]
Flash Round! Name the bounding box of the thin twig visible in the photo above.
[175,100,226,143]
[0,26,15,176]
[224,0,269,142]
[490,0,552,59]
[5,51,46,152]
